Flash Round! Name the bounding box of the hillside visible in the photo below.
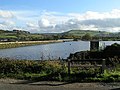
[0,29,120,41]
[0,30,60,41]
[62,30,110,37]
[0,30,40,41]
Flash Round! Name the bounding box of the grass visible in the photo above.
[0,35,17,39]
[0,58,120,82]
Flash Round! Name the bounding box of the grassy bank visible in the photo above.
[0,40,63,49]
[0,58,120,82]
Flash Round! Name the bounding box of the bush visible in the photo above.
[0,58,120,82]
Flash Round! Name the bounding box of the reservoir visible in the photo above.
[0,41,120,60]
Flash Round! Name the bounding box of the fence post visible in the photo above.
[101,59,106,74]
[68,59,71,76]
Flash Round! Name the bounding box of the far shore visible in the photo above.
[0,40,64,49]
[0,40,63,44]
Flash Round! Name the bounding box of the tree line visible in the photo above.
[0,29,120,42]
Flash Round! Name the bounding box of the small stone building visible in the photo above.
[90,41,105,51]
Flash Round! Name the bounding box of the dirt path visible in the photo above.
[0,79,120,90]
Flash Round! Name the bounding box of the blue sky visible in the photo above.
[0,0,120,12]
[0,0,120,33]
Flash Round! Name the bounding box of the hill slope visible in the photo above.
[62,30,110,36]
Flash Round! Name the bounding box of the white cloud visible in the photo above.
[79,25,98,31]
[26,22,38,28]
[0,20,16,30]
[68,9,120,20]
[39,18,51,27]
[1,20,15,26]
[12,27,24,30]
[0,9,120,33]
[107,27,120,32]
[37,9,120,33]
[0,24,6,29]
[0,10,14,19]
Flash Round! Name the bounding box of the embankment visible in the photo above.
[0,40,63,49]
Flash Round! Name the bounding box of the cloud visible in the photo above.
[81,18,120,28]
[0,9,120,33]
[0,20,16,30]
[0,10,14,19]
[26,22,38,28]
[37,9,120,33]
[0,24,6,29]
[68,9,120,20]
[38,18,51,28]
[0,20,15,26]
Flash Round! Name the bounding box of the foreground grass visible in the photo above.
[0,58,120,82]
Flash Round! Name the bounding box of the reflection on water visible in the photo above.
[0,41,119,60]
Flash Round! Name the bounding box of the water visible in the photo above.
[0,41,119,60]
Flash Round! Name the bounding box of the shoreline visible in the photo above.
[0,40,63,49]
[0,40,63,44]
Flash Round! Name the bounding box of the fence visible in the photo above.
[67,59,106,75]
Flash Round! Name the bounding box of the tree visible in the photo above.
[82,33,92,41]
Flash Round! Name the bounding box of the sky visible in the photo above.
[0,0,120,33]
